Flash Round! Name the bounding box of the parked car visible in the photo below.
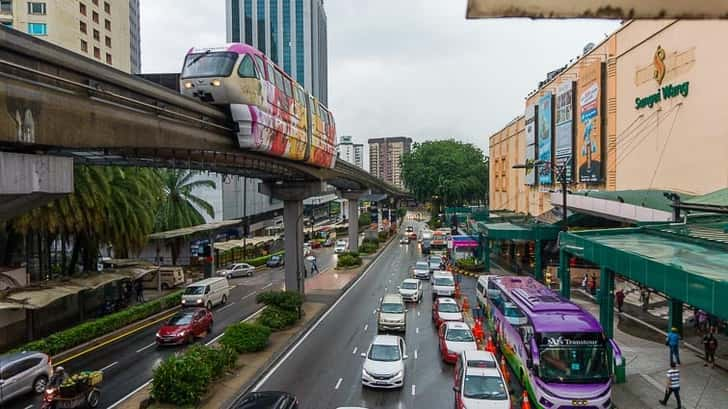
[266,254,284,268]
[156,308,213,346]
[438,321,477,363]
[453,350,510,409]
[231,391,299,409]
[398,278,423,303]
[218,263,255,279]
[432,271,456,299]
[412,261,431,280]
[432,297,463,328]
[334,239,348,254]
[142,266,185,290]
[408,231,418,240]
[377,294,407,332]
[0,351,52,404]
[360,335,408,389]
[181,277,230,309]
[399,235,410,244]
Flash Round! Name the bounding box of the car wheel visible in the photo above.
[187,333,195,345]
[86,389,101,408]
[206,301,213,310]
[32,375,48,394]
[227,274,232,280]
[221,295,228,305]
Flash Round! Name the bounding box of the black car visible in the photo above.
[232,391,299,409]
[266,255,284,268]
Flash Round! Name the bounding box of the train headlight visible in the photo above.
[211,79,222,87]
[183,81,194,89]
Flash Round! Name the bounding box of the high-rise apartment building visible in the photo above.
[0,0,140,73]
[336,135,364,169]
[226,0,328,105]
[368,137,412,189]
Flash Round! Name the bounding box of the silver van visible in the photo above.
[0,351,52,403]
[181,277,230,309]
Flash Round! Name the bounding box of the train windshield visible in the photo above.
[537,332,609,384]
[182,52,238,78]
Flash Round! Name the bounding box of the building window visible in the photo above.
[27,2,47,15]
[79,2,86,15]
[80,39,87,52]
[256,0,265,53]
[92,11,98,23]
[2,21,12,28]
[104,19,110,30]
[295,0,304,83]
[230,0,239,42]
[105,53,112,64]
[27,23,47,36]
[243,0,252,44]
[0,0,12,14]
[92,29,99,40]
[104,35,111,47]
[103,1,110,13]
[93,46,100,59]
[80,21,87,33]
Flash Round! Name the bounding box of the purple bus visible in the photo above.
[484,276,622,409]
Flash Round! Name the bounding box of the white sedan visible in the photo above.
[361,335,408,389]
[218,263,254,279]
[334,240,348,254]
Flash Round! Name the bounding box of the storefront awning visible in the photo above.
[148,220,242,241]
[476,222,561,241]
[451,235,479,248]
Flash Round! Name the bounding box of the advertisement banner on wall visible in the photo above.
[538,93,553,185]
[555,81,575,182]
[576,62,603,183]
[524,103,538,185]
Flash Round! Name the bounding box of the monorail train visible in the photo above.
[179,43,336,169]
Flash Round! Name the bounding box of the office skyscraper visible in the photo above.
[336,135,364,169]
[226,0,328,105]
[368,137,412,189]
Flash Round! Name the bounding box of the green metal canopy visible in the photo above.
[478,222,561,241]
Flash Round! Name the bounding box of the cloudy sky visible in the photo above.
[141,1,619,154]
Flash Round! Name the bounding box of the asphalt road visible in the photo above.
[3,249,337,409]
[252,219,479,409]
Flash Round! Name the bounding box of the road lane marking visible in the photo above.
[250,237,397,392]
[417,311,420,317]
[384,287,387,291]
[335,378,343,389]
[373,309,377,315]
[217,301,236,313]
[99,361,118,372]
[135,342,156,353]
[262,282,273,290]
[415,327,419,334]
[206,306,266,346]
[352,347,358,355]
[640,373,664,391]
[240,291,257,301]
[414,349,418,360]
[24,405,33,409]
[379,297,383,302]
[411,384,416,395]
[364,324,369,332]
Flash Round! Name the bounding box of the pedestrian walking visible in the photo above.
[310,255,319,275]
[666,327,681,365]
[615,288,625,313]
[659,362,682,409]
[697,309,708,333]
[544,271,552,288]
[581,274,588,290]
[135,279,145,303]
[588,275,597,295]
[703,326,718,368]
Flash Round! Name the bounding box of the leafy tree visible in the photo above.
[401,140,489,208]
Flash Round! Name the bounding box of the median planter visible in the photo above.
[455,257,485,272]
[219,322,271,353]
[336,252,362,269]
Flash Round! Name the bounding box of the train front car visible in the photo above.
[180,44,334,167]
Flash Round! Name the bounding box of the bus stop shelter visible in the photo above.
[558,218,728,338]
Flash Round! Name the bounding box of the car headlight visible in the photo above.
[211,79,222,87]
[183,81,194,89]
[362,369,371,378]
[394,370,404,378]
[155,331,161,337]
[196,299,203,304]
[181,299,187,304]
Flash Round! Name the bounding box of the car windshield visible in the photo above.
[184,286,205,295]
[270,256,280,261]
[401,282,418,290]
[181,51,238,78]
[381,303,404,313]
[504,304,525,318]
[446,328,474,342]
[415,262,429,269]
[225,264,238,270]
[463,375,508,400]
[434,277,454,287]
[539,346,610,383]
[368,344,401,362]
[167,314,193,325]
[438,302,459,313]
[429,257,441,263]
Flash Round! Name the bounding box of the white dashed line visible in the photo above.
[240,291,257,301]
[384,287,387,291]
[417,311,421,317]
[352,347,358,355]
[262,282,273,290]
[217,301,236,312]
[380,297,383,302]
[415,327,419,334]
[411,384,416,395]
[24,405,33,409]
[373,309,377,315]
[99,361,118,372]
[414,349,418,360]
[335,378,343,390]
[135,342,156,353]
[364,324,369,332]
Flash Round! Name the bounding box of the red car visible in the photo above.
[408,232,417,240]
[156,308,213,346]
[438,321,477,363]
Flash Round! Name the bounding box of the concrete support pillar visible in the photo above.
[599,267,615,338]
[668,299,684,334]
[483,237,491,272]
[534,240,543,281]
[347,198,359,252]
[283,200,305,294]
[559,248,570,299]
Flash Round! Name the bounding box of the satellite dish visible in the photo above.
[583,42,596,55]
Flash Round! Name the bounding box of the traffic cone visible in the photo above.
[454,282,461,299]
[521,391,531,409]
[485,335,496,353]
[500,356,510,384]
[462,296,470,311]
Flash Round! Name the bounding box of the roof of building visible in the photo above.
[148,220,242,240]
[682,188,728,208]
[572,189,693,213]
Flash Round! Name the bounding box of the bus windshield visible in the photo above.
[182,52,238,78]
[537,333,609,383]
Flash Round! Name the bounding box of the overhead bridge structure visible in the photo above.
[0,26,408,293]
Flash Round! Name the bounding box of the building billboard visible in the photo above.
[577,62,604,183]
[555,81,575,182]
[524,103,538,185]
[538,93,553,185]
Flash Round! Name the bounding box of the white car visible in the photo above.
[218,263,255,279]
[428,255,444,271]
[361,335,408,389]
[454,350,511,408]
[432,272,456,299]
[398,278,423,303]
[334,239,348,254]
[399,235,410,244]
[438,321,478,363]
[412,261,431,280]
[433,297,464,327]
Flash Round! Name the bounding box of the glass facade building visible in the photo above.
[226,0,328,105]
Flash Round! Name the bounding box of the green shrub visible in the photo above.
[397,208,407,219]
[378,231,389,242]
[255,291,303,312]
[358,241,379,254]
[151,344,235,406]
[456,257,484,272]
[219,322,271,353]
[337,252,362,268]
[10,290,182,356]
[358,213,372,227]
[243,250,285,267]
[256,306,299,331]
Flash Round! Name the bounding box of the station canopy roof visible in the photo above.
[148,219,242,240]
[475,221,561,241]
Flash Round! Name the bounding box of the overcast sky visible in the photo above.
[141,1,619,154]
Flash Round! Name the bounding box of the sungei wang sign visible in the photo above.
[635,45,691,109]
